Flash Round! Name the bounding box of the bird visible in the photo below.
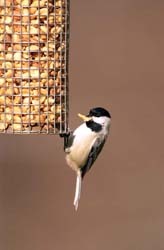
[63,107,111,210]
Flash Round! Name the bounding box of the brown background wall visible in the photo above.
[1,0,164,249]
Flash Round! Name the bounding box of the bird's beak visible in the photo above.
[78,113,92,122]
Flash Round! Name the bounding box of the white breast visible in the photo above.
[67,124,97,170]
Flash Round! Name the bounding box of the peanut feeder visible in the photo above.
[0,0,69,134]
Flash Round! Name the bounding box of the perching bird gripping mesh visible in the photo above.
[0,0,69,134]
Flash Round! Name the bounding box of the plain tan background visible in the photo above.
[1,0,164,249]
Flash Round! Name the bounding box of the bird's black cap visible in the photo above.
[88,107,111,118]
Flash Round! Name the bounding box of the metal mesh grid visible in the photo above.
[0,0,69,134]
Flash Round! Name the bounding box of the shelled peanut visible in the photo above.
[0,0,68,133]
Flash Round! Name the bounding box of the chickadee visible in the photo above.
[63,107,111,210]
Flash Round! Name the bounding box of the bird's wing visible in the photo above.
[64,131,75,152]
[81,137,106,178]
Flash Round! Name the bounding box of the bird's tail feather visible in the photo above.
[73,171,82,211]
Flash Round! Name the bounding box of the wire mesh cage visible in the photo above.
[0,0,69,134]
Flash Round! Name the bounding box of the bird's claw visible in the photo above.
[59,131,70,138]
